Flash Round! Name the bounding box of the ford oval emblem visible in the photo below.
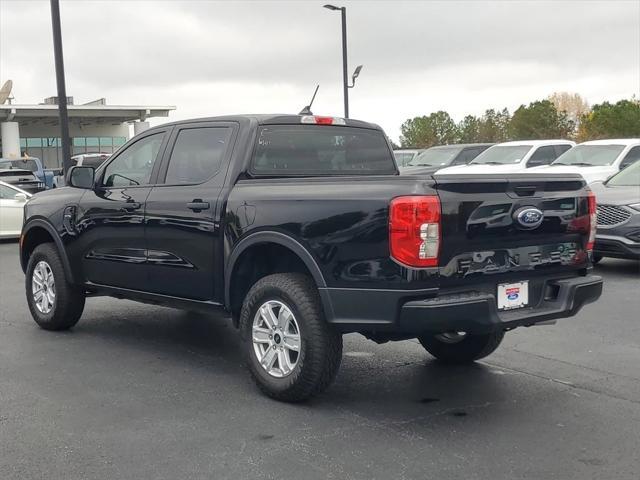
[514,207,544,229]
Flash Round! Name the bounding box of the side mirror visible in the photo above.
[14,192,28,202]
[68,165,95,189]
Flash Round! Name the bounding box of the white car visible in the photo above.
[0,180,31,238]
[530,139,640,184]
[435,140,575,175]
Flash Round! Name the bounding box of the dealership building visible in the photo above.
[0,97,175,168]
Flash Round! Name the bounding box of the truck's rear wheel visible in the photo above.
[239,273,342,402]
[418,330,504,364]
[25,243,85,331]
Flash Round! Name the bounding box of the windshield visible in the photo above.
[607,159,640,186]
[0,159,38,172]
[470,145,532,165]
[252,125,396,176]
[552,144,625,166]
[407,147,462,167]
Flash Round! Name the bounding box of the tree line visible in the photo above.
[399,93,640,148]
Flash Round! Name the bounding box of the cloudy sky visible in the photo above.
[1,0,639,140]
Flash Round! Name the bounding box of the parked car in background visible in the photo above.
[393,149,424,167]
[399,143,493,175]
[0,180,31,238]
[590,159,640,262]
[53,153,112,187]
[0,157,56,189]
[436,140,575,175]
[531,139,640,184]
[0,167,45,194]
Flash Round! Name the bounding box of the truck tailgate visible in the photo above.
[433,173,591,288]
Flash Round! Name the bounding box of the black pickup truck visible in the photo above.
[20,114,603,401]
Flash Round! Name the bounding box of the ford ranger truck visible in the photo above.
[19,115,603,402]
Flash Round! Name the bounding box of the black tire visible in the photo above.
[239,273,342,402]
[25,243,85,331]
[418,331,505,364]
[592,254,603,264]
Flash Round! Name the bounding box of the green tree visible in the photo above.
[578,99,640,141]
[458,115,481,142]
[400,111,459,148]
[548,92,590,136]
[509,100,573,139]
[478,108,511,142]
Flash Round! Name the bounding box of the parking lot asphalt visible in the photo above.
[1,239,639,480]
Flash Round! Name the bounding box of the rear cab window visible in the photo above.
[251,125,396,176]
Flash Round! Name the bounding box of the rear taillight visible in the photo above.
[389,195,441,268]
[587,190,597,251]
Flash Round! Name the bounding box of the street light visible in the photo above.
[324,4,362,119]
[49,0,72,176]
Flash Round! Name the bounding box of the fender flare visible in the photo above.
[224,231,326,308]
[21,219,76,283]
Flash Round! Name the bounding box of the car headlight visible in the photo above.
[629,203,640,212]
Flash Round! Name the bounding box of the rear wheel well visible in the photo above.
[229,243,316,323]
[21,226,56,270]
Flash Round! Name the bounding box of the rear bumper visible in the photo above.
[321,275,603,334]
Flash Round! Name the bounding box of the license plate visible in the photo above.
[497,281,529,310]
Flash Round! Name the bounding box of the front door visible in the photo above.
[144,122,236,301]
[74,130,169,290]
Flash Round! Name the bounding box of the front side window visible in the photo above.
[620,146,640,169]
[252,125,396,175]
[103,133,164,187]
[0,184,18,199]
[528,146,558,167]
[165,127,232,184]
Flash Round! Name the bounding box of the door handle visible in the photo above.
[187,199,210,212]
[121,202,141,211]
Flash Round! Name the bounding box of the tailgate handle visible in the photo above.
[513,185,537,197]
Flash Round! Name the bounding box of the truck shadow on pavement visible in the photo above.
[70,301,531,424]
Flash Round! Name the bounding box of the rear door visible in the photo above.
[434,174,591,289]
[144,122,237,301]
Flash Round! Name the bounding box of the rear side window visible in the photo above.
[165,127,232,184]
[252,125,396,176]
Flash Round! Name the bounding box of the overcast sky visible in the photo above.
[1,0,639,140]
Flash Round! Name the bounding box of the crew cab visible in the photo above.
[0,157,56,189]
[19,114,603,402]
[0,166,46,194]
[531,139,640,184]
[436,140,575,175]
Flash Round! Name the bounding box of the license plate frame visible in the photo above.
[497,281,529,310]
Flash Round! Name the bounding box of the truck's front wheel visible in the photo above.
[239,273,343,402]
[418,331,504,364]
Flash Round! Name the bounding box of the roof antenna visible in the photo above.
[299,85,319,115]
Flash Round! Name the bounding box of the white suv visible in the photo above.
[530,139,640,184]
[436,140,575,175]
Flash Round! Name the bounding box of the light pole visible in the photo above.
[50,0,72,175]
[324,4,363,119]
